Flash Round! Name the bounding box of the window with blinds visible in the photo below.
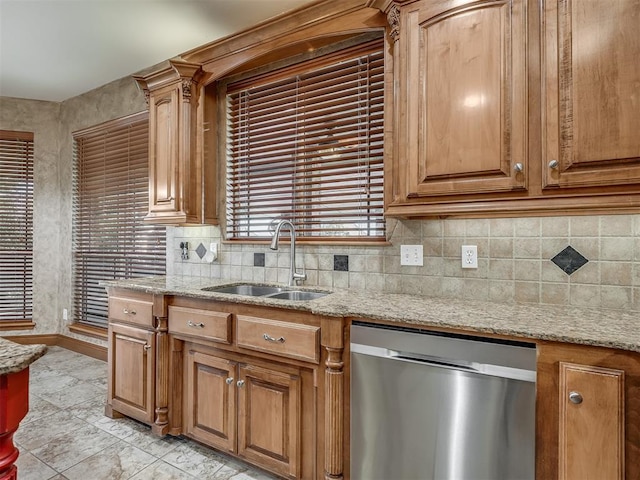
[0,130,33,325]
[73,113,165,329]
[226,40,385,240]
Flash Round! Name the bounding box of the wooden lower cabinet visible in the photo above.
[184,348,236,452]
[537,342,640,480]
[558,363,624,480]
[237,363,302,478]
[107,322,155,424]
[180,337,317,479]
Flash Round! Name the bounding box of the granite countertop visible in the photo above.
[103,275,640,353]
[0,337,47,376]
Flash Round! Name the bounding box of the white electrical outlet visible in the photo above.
[204,242,218,263]
[461,245,478,269]
[63,308,68,321]
[401,245,423,266]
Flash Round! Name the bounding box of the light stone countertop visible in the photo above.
[0,337,47,376]
[103,275,640,353]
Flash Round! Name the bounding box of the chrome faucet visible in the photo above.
[270,219,306,286]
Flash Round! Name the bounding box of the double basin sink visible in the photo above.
[202,283,330,301]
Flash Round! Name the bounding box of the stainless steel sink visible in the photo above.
[266,290,329,301]
[201,284,284,296]
[201,283,330,301]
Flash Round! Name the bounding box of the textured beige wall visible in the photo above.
[1,98,62,335]
[0,76,146,344]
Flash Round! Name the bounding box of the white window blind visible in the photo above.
[0,130,33,325]
[72,113,165,328]
[226,40,385,240]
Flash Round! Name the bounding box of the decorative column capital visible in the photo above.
[388,3,401,43]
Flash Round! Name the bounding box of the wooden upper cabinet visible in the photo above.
[542,0,640,190]
[394,0,527,198]
[376,0,640,217]
[134,60,217,225]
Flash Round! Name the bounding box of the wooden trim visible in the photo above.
[0,130,34,141]
[71,111,148,137]
[385,192,640,218]
[0,321,35,331]
[68,323,108,341]
[58,335,107,362]
[4,333,107,362]
[3,334,58,346]
[183,0,370,64]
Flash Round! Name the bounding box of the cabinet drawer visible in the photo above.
[169,306,232,344]
[109,295,154,327]
[237,315,320,363]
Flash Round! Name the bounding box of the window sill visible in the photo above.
[223,238,391,247]
[68,323,108,341]
[0,321,35,331]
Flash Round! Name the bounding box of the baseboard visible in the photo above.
[4,333,107,362]
[3,334,58,346]
[57,335,107,361]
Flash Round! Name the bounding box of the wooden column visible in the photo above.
[321,316,345,480]
[152,295,170,436]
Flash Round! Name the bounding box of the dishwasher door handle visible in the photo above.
[388,350,477,371]
[351,343,536,383]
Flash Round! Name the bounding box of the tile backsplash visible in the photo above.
[168,215,640,311]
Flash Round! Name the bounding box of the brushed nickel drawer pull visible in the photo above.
[187,321,205,328]
[263,333,285,343]
[123,308,136,315]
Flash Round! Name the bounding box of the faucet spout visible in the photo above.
[270,219,306,287]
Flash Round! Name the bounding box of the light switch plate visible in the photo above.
[401,245,423,266]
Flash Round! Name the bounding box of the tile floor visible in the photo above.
[14,346,278,480]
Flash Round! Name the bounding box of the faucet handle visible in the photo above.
[293,270,307,283]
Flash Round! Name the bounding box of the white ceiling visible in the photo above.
[0,0,314,102]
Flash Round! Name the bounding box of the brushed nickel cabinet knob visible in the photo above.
[569,391,583,404]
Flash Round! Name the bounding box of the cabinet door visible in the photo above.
[137,60,205,225]
[559,362,624,480]
[148,84,180,217]
[542,0,640,189]
[184,348,236,453]
[397,0,527,197]
[108,322,155,424]
[237,363,302,478]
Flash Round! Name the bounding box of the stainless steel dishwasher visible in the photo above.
[350,322,536,480]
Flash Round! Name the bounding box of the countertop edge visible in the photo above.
[102,276,640,354]
[0,338,47,376]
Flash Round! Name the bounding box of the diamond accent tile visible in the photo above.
[195,243,207,259]
[551,245,588,275]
